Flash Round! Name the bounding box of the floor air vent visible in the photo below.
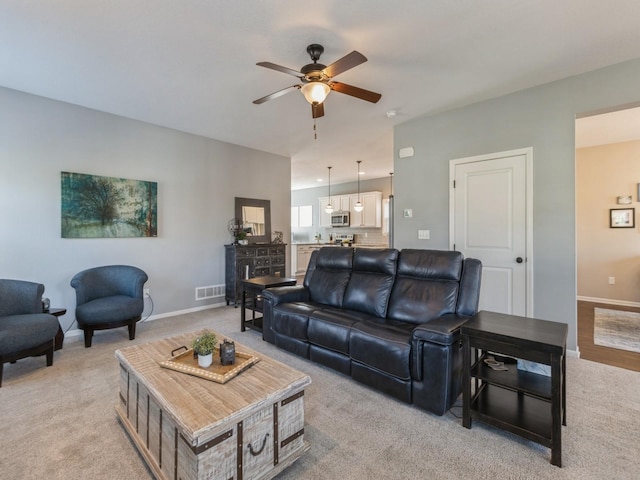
[195,285,224,301]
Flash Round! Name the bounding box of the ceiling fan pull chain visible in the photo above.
[313,119,317,140]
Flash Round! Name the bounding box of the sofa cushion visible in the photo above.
[349,320,414,380]
[352,248,398,275]
[387,278,459,325]
[307,248,353,308]
[271,302,317,340]
[0,314,59,355]
[307,308,371,354]
[342,248,398,318]
[387,249,463,325]
[75,295,143,325]
[396,249,463,280]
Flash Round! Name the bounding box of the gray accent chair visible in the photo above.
[70,265,148,347]
[0,279,59,387]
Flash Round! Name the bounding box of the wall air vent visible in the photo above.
[195,285,224,301]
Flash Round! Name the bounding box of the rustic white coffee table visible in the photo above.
[115,331,311,480]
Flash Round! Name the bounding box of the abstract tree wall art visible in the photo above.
[61,172,157,238]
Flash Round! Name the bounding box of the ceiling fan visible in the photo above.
[253,44,382,119]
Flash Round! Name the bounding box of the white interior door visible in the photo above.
[450,149,532,316]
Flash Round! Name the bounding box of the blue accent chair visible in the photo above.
[70,265,148,347]
[0,279,59,387]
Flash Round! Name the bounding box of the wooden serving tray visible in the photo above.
[159,346,260,384]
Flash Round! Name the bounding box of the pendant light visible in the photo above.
[325,166,334,214]
[354,161,364,212]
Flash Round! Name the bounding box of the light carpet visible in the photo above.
[594,307,640,353]
[1,307,639,479]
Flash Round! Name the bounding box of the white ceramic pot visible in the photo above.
[197,353,213,368]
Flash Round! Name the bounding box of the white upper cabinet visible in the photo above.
[319,191,382,228]
[318,196,331,227]
[350,192,382,228]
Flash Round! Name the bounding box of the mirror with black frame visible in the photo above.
[235,197,271,244]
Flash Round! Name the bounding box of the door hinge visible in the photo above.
[453,180,456,188]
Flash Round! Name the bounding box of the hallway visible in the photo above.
[578,300,640,372]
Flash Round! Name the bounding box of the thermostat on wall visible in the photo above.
[617,195,632,205]
[398,147,415,158]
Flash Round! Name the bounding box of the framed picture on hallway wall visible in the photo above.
[610,208,635,228]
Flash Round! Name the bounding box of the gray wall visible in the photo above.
[393,57,640,352]
[0,87,291,334]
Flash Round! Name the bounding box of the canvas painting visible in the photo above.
[61,171,157,238]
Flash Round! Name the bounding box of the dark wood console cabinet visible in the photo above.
[224,244,287,306]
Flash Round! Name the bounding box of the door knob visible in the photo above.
[516,257,523,263]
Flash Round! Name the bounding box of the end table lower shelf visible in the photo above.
[461,310,567,467]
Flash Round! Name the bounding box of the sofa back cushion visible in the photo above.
[343,248,398,318]
[387,250,463,324]
[307,247,353,308]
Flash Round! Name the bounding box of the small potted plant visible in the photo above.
[236,230,248,245]
[192,330,217,368]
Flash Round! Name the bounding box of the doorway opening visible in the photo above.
[575,105,640,372]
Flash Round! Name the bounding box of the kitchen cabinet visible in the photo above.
[318,195,351,227]
[319,192,382,228]
[350,191,382,227]
[295,244,322,274]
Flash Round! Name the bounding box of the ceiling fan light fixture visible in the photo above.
[301,82,330,105]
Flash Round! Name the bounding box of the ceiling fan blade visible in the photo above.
[256,61,303,78]
[253,85,300,105]
[330,82,381,103]
[312,102,325,119]
[322,51,367,78]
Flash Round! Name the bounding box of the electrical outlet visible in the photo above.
[144,288,150,297]
[608,277,615,285]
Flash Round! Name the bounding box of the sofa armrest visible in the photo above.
[261,286,310,343]
[262,285,309,306]
[411,314,470,346]
[411,314,471,381]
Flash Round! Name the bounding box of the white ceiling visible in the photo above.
[2,1,640,189]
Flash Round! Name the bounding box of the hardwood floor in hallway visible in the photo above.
[578,300,640,372]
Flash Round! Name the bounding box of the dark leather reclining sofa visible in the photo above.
[262,247,482,416]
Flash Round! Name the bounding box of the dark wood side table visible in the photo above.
[461,310,568,467]
[240,276,296,333]
[46,308,67,351]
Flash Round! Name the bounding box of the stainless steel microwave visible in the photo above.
[331,211,350,227]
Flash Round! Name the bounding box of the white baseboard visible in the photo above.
[577,296,640,308]
[62,301,227,343]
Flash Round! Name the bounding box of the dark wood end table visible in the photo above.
[46,308,67,351]
[461,310,567,467]
[240,276,296,333]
